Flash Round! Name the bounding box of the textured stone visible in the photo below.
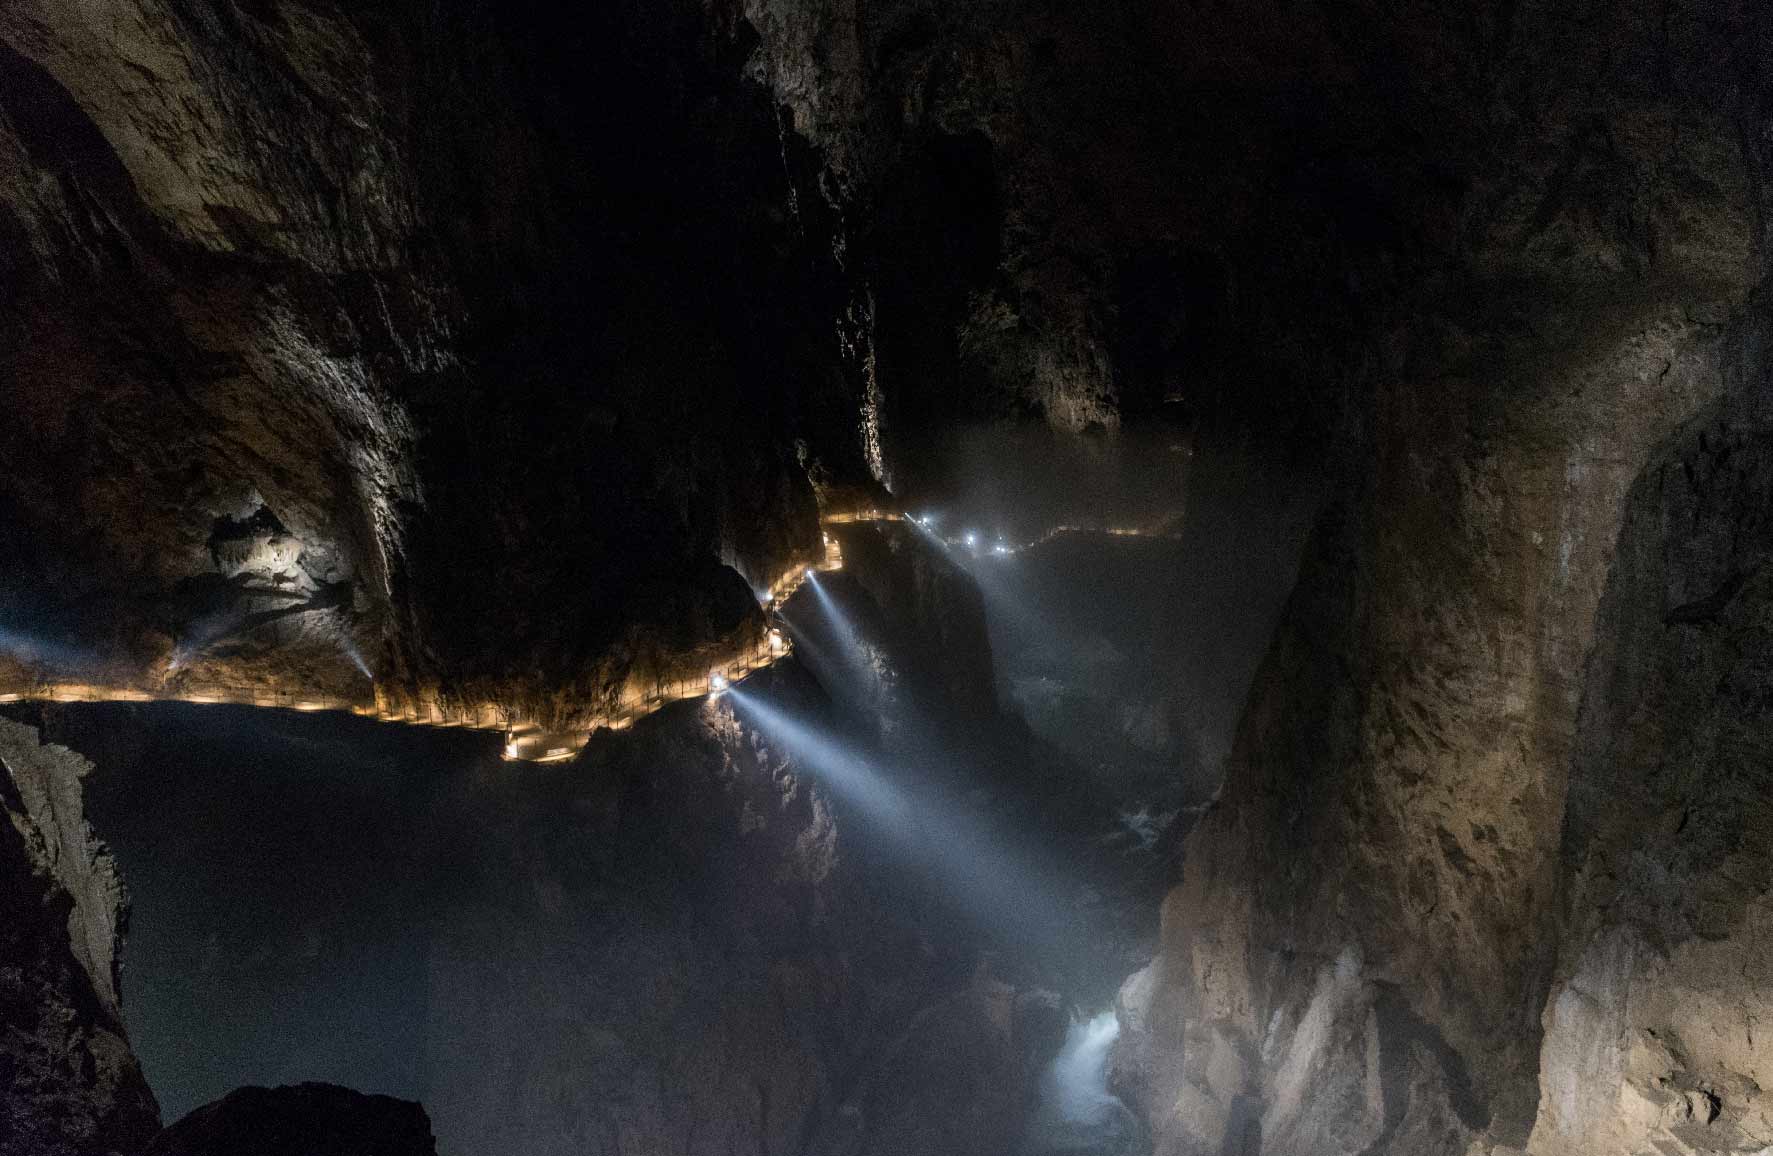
[1103,4,1772,1152]
[0,0,860,719]
[0,719,159,1156]
[8,4,1773,1156]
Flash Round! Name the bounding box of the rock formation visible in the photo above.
[145,1083,436,1156]
[5,1,1773,1155]
[0,719,158,1156]
[1529,318,1773,1156]
[1103,5,1773,1155]
[0,0,859,720]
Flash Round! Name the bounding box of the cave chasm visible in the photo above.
[4,1,1773,1155]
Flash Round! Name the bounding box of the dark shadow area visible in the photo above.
[61,704,490,1121]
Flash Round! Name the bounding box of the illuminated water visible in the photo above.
[1024,1011,1142,1155]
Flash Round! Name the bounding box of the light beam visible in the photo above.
[725,685,1077,951]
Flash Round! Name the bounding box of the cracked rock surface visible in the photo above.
[0,719,158,1156]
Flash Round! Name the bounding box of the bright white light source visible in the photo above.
[710,672,729,693]
[965,532,979,548]
[503,742,521,759]
[994,545,1010,555]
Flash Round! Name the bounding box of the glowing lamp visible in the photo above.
[965,532,978,547]
[710,672,729,694]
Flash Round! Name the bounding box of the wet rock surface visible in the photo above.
[145,1083,435,1156]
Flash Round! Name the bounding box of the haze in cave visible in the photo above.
[3,3,1772,1156]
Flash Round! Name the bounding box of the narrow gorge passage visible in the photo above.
[5,3,1773,1156]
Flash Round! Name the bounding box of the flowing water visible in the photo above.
[1023,1011,1144,1155]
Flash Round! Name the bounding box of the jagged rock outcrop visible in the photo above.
[1528,303,1773,1156]
[145,1083,435,1156]
[0,0,869,719]
[1112,4,1773,1155]
[0,719,159,1156]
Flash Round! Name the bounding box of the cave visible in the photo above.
[3,2,1771,1155]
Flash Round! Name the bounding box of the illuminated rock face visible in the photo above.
[1101,5,1773,1153]
[0,0,852,719]
[1121,293,1755,1156]
[1527,389,1773,1156]
[0,720,159,1156]
[7,2,1773,1155]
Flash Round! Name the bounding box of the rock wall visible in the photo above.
[420,666,1055,1156]
[1528,302,1773,1156]
[827,520,999,720]
[0,719,159,1156]
[1114,3,1773,1153]
[0,0,867,718]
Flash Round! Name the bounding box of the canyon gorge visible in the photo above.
[3,1,1772,1154]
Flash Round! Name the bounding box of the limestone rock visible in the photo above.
[0,719,158,1156]
[1107,3,1771,1151]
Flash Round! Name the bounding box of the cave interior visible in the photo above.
[3,2,1773,1155]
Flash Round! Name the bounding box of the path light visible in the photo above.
[710,672,729,695]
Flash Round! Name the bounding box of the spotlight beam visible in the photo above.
[725,686,1078,952]
[725,687,910,824]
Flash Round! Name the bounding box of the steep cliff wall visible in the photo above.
[1529,303,1773,1156]
[9,2,1773,1152]
[0,0,866,721]
[1115,3,1773,1153]
[0,719,159,1156]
